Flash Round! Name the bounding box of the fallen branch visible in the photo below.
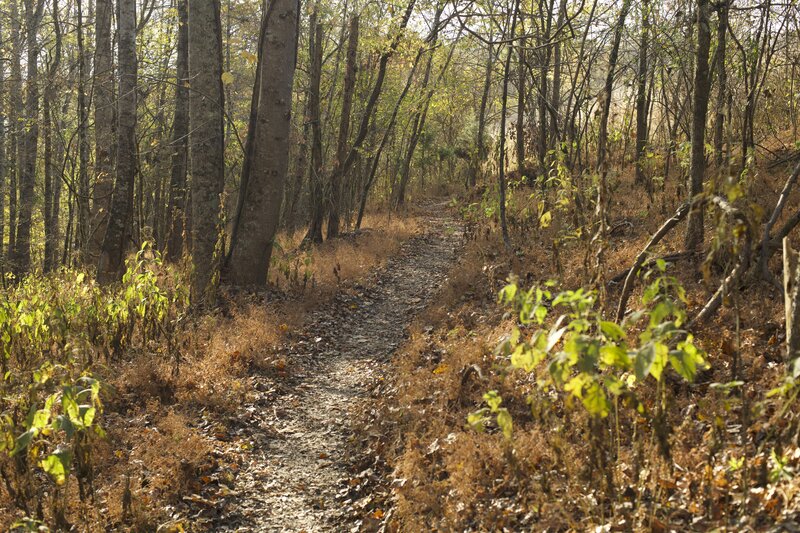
[615,201,692,322]
[608,252,694,285]
[614,195,752,328]
[687,196,752,328]
[756,158,800,285]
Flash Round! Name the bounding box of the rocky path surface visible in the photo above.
[212,206,462,532]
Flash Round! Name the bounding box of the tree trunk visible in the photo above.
[304,12,325,244]
[471,43,494,188]
[8,0,23,257]
[43,0,62,272]
[225,0,299,286]
[784,239,800,367]
[713,0,728,171]
[327,15,359,239]
[0,16,6,262]
[515,43,525,173]
[76,0,90,257]
[187,0,225,303]
[90,0,115,262]
[12,0,46,275]
[634,0,650,192]
[499,0,520,248]
[98,0,137,284]
[685,0,712,252]
[165,0,189,261]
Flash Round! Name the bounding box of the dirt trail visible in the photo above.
[213,205,462,532]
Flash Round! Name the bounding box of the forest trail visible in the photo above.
[214,202,462,532]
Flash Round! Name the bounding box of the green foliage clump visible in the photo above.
[470,260,708,439]
[0,243,188,526]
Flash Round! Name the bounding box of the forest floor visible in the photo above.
[201,202,463,531]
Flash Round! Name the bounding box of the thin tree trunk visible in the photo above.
[713,0,728,171]
[305,12,325,244]
[98,0,137,284]
[76,0,90,257]
[499,0,520,248]
[685,0,712,252]
[327,15,359,238]
[13,0,46,275]
[634,0,651,193]
[165,0,189,261]
[44,0,62,272]
[471,43,494,188]
[90,0,115,262]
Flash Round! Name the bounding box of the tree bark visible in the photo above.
[225,0,299,286]
[187,0,226,303]
[98,0,137,284]
[165,0,190,262]
[685,0,712,252]
[713,0,728,170]
[327,15,359,238]
[12,0,46,275]
[43,0,62,272]
[90,0,115,262]
[304,11,325,244]
[76,0,90,257]
[634,0,650,191]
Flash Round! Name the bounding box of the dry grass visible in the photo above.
[0,208,425,531]
[365,158,800,530]
[270,211,423,298]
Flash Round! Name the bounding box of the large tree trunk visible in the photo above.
[90,0,115,262]
[165,0,189,262]
[225,0,299,286]
[98,0,137,284]
[304,12,325,244]
[327,15,359,239]
[187,0,225,304]
[12,0,46,275]
[685,0,712,252]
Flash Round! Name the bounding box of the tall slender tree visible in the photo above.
[98,0,137,283]
[685,0,712,251]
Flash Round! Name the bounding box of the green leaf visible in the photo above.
[41,449,72,485]
[496,409,513,440]
[600,344,631,368]
[649,343,669,381]
[635,344,655,381]
[599,320,626,341]
[483,391,502,412]
[12,429,36,456]
[582,382,610,417]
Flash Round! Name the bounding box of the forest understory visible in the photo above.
[2,0,800,530]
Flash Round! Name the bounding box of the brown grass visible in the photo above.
[0,208,424,531]
[365,158,800,531]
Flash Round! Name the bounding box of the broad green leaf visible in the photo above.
[599,321,626,341]
[496,409,513,440]
[600,344,631,368]
[41,449,72,485]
